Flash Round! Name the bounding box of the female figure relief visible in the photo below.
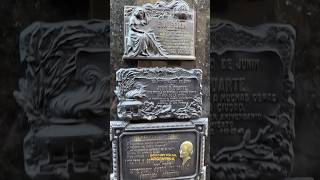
[126,7,167,57]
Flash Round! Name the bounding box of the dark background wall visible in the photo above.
[212,0,320,179]
[0,0,319,179]
[0,0,108,179]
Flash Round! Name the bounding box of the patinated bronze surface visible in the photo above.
[115,68,202,120]
[110,118,207,180]
[123,0,195,60]
[111,1,207,180]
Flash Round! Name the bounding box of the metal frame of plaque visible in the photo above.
[110,118,207,180]
[210,20,295,179]
[122,0,196,60]
[115,68,202,121]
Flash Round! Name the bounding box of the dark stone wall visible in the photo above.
[0,0,107,179]
[277,1,320,179]
[212,0,320,179]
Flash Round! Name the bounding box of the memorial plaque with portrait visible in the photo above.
[110,118,207,180]
[115,68,202,121]
[210,21,295,180]
[123,0,195,60]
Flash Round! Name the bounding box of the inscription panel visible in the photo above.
[110,119,208,180]
[210,21,295,180]
[123,0,195,60]
[120,131,198,180]
[212,51,283,137]
[115,68,202,121]
[141,78,199,106]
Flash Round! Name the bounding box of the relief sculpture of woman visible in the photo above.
[126,7,167,57]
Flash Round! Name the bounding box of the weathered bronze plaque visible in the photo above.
[110,118,207,180]
[210,21,295,179]
[123,0,195,60]
[115,68,202,120]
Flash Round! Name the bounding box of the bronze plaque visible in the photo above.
[120,131,198,180]
[210,21,295,179]
[115,68,202,121]
[110,119,207,180]
[123,0,195,60]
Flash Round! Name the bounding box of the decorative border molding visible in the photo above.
[110,118,208,180]
[115,68,203,121]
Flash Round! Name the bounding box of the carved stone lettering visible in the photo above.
[123,0,195,60]
[110,118,208,180]
[210,20,295,179]
[115,68,202,120]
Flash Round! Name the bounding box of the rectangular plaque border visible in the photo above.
[115,68,203,121]
[119,129,200,180]
[123,4,196,61]
[110,118,208,180]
